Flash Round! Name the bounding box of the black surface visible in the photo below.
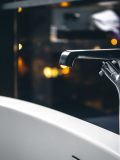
[0,10,14,97]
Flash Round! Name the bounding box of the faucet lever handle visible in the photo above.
[100,61,120,84]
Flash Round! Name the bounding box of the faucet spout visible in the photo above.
[59,48,120,67]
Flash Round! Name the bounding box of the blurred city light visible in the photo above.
[18,57,23,68]
[61,67,70,75]
[111,38,118,46]
[18,43,23,51]
[51,68,59,78]
[43,67,59,78]
[60,2,70,8]
[17,7,23,13]
[93,45,101,50]
[18,57,27,75]
[43,67,52,78]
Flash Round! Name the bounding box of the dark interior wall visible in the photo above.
[0,10,14,97]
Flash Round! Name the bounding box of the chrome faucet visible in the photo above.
[59,48,120,134]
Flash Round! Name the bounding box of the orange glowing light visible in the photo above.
[18,57,23,67]
[111,38,118,46]
[61,67,70,75]
[18,57,27,75]
[60,2,70,8]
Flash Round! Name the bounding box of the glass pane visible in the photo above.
[16,2,120,133]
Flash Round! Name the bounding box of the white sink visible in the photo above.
[0,96,119,160]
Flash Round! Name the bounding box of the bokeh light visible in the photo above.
[17,7,23,13]
[111,38,118,46]
[60,2,70,8]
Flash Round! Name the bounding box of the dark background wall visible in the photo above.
[0,10,14,97]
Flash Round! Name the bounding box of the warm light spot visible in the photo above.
[61,67,70,75]
[17,7,23,13]
[18,43,23,51]
[93,45,101,50]
[60,65,68,69]
[18,57,27,75]
[111,38,118,46]
[18,57,23,67]
[60,2,70,8]
[51,68,59,78]
[43,67,52,78]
